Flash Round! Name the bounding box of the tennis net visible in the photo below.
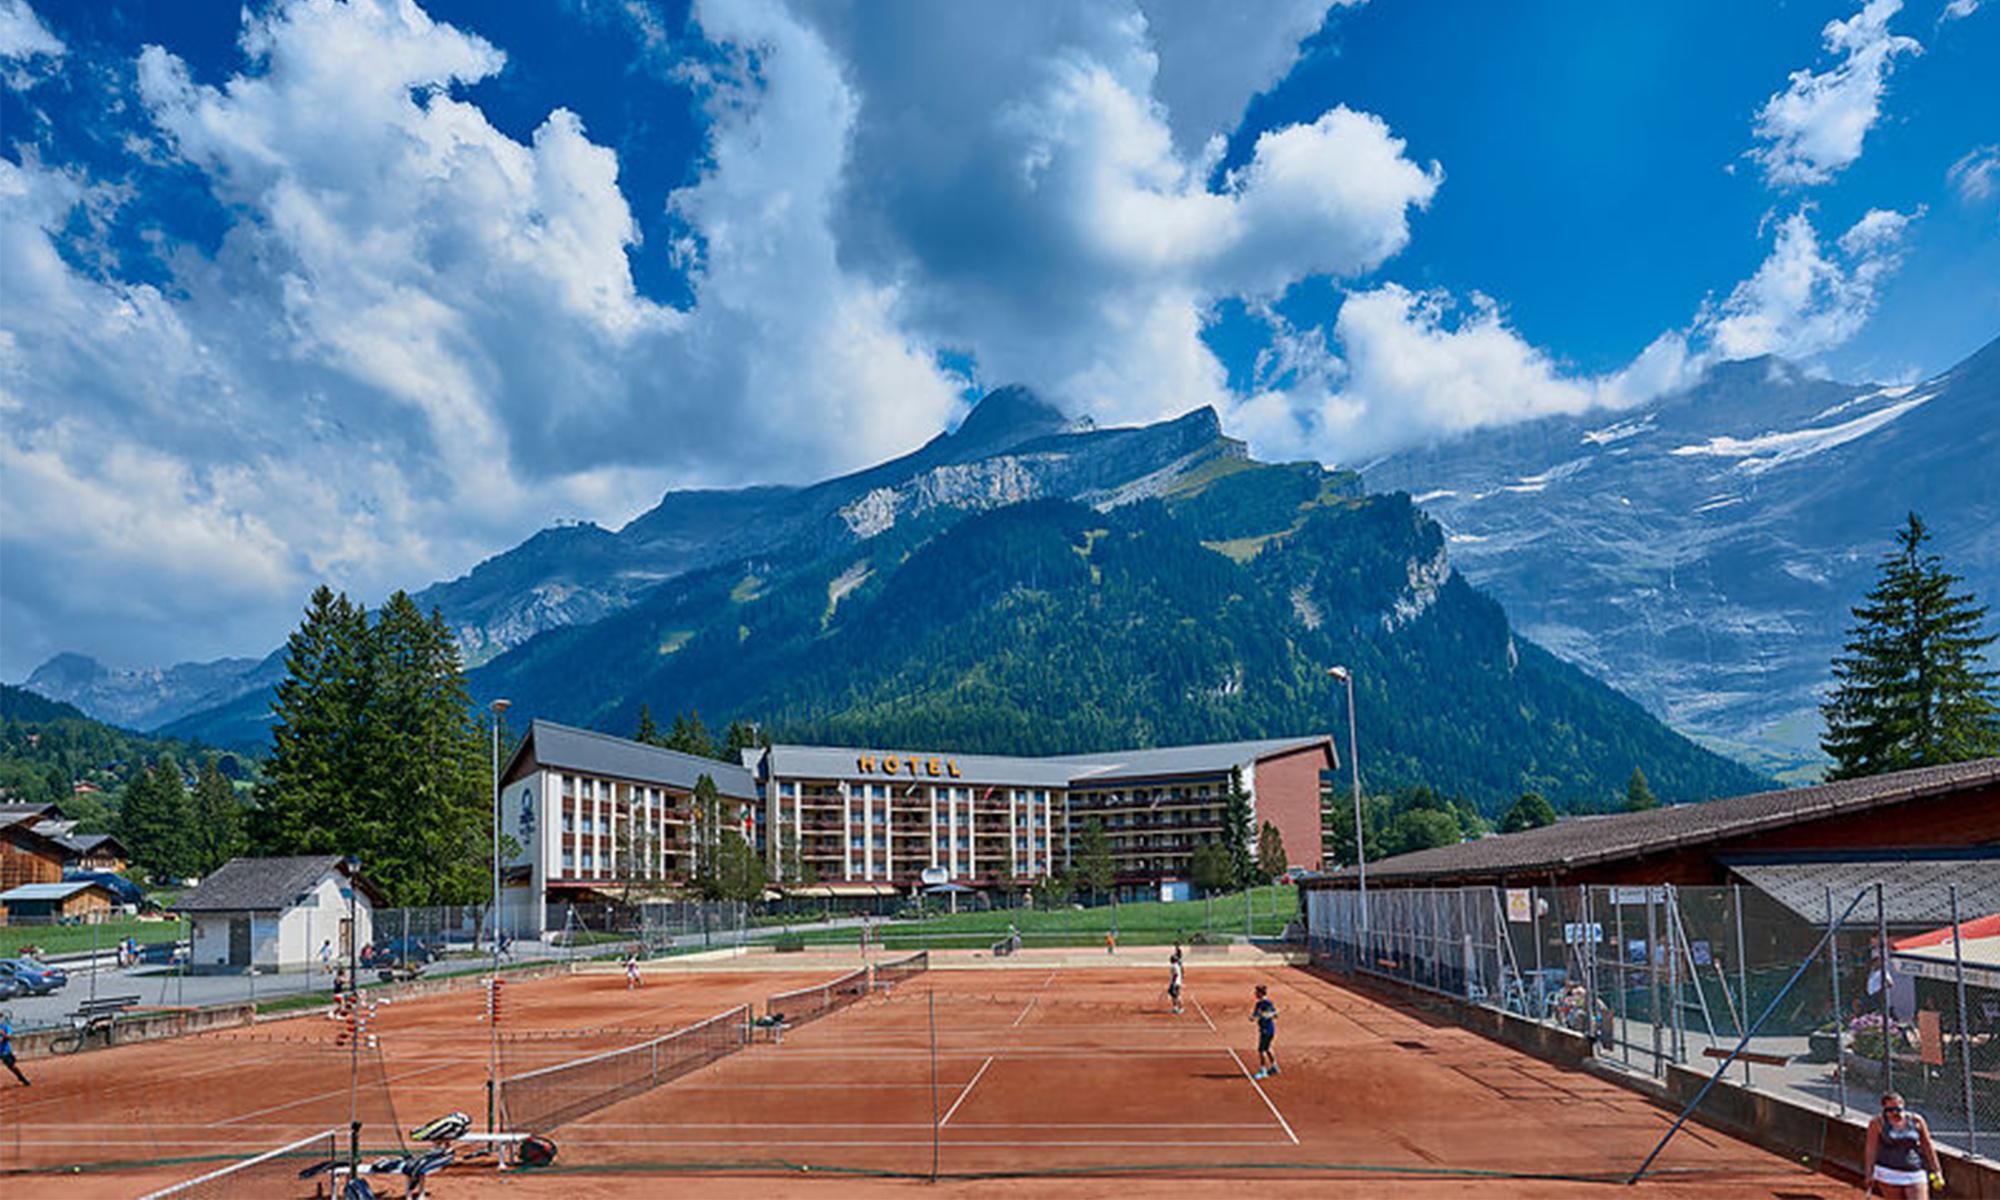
[137,1127,342,1199]
[498,1003,749,1134]
[873,950,929,990]
[766,966,869,1026]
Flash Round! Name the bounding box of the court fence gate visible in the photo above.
[1304,880,1998,1165]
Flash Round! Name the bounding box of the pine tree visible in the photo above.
[721,719,759,761]
[256,586,373,856]
[121,754,195,882]
[1222,767,1255,888]
[1624,767,1658,812]
[1075,817,1114,902]
[689,773,724,898]
[1255,821,1288,882]
[634,704,662,746]
[667,710,715,759]
[189,758,244,876]
[1500,791,1558,833]
[1823,513,2000,779]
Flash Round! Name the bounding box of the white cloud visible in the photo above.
[1228,203,1917,465]
[1940,0,1981,20]
[2,0,971,673]
[794,1,1434,427]
[1751,0,1920,187]
[1947,144,1999,206]
[1139,0,1356,156]
[1704,206,1917,360]
[0,0,61,60]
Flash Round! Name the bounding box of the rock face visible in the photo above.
[413,388,1233,663]
[1362,336,2000,780]
[20,651,283,732]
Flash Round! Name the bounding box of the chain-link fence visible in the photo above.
[1307,879,1998,1162]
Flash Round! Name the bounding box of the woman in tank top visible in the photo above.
[1863,1092,1942,1198]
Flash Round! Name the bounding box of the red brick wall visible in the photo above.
[1254,744,1333,871]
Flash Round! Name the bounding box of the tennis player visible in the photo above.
[624,950,643,989]
[1250,984,1279,1078]
[0,1014,27,1086]
[1864,1092,1943,1198]
[1167,945,1185,1015]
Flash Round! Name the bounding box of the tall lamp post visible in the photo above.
[487,697,510,1137]
[1327,666,1367,931]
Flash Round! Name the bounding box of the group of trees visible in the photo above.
[118,755,244,882]
[632,704,764,763]
[1049,769,1290,906]
[253,587,493,906]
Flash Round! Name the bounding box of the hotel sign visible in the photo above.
[856,754,962,778]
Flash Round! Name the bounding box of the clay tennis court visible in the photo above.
[0,955,1845,1198]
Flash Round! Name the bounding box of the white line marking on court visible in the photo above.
[938,1054,994,1127]
[1227,1047,1298,1145]
[1010,966,1059,1027]
[212,1058,461,1127]
[1190,994,1218,1032]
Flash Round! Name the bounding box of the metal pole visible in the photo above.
[1949,885,1977,1157]
[1827,886,1846,1117]
[488,697,510,1137]
[1733,883,1751,1085]
[347,857,360,1183]
[1875,882,1891,1093]
[1667,886,1684,1064]
[928,988,941,1184]
[1531,887,1545,1019]
[1616,898,1630,1067]
[1581,886,1598,1053]
[1629,889,1869,1185]
[1646,896,1663,1075]
[1344,671,1367,931]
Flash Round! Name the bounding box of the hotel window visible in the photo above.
[561,853,574,871]
[561,811,574,834]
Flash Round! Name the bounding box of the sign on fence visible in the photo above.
[1608,886,1667,905]
[1506,889,1533,923]
[1562,922,1604,946]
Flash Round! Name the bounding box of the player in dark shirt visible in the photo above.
[0,1014,28,1086]
[1250,984,1279,1079]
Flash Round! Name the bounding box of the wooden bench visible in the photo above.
[51,995,140,1054]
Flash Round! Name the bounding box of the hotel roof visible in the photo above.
[760,735,1334,789]
[507,720,760,798]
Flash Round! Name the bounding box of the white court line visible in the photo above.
[214,1058,461,1126]
[1226,1047,1298,1145]
[555,1138,1290,1148]
[1190,994,1218,1032]
[937,1054,994,1127]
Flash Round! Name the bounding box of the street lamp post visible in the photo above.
[487,697,510,1137]
[1327,666,1367,932]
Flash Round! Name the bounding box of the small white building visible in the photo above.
[176,855,379,974]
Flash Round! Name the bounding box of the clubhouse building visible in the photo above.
[497,720,1334,936]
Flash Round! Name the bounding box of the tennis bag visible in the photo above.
[516,1134,558,1168]
[409,1111,471,1144]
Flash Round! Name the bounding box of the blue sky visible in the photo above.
[0,0,1995,676]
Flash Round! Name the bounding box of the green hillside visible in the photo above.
[0,682,243,831]
[473,466,1769,814]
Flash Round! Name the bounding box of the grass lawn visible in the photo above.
[0,917,181,958]
[784,885,1301,949]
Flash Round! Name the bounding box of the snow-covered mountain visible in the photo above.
[1362,336,2000,780]
[18,651,283,732]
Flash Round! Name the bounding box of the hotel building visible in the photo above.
[499,719,1334,933]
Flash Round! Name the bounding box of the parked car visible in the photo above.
[362,938,440,967]
[0,973,22,1001]
[0,958,67,995]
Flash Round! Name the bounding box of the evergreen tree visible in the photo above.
[721,719,760,761]
[666,710,715,759]
[634,704,662,746]
[121,754,195,882]
[711,827,768,903]
[1190,840,1233,895]
[1822,513,2000,779]
[189,758,244,876]
[255,588,490,905]
[1255,821,1288,882]
[1075,817,1114,902]
[689,773,725,898]
[1624,766,1658,812]
[1222,767,1256,888]
[256,586,373,856]
[1499,791,1558,834]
